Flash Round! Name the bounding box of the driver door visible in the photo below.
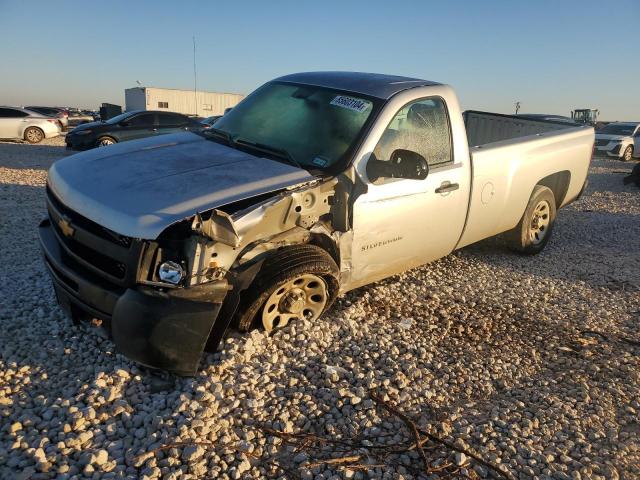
[349,97,469,289]
[119,112,157,141]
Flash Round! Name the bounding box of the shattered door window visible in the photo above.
[374,97,452,167]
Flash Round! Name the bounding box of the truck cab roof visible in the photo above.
[274,71,440,100]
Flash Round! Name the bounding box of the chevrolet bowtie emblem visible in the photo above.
[58,216,75,238]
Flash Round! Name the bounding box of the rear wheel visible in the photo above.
[504,185,556,255]
[622,145,633,162]
[24,127,44,144]
[96,136,116,147]
[235,245,339,332]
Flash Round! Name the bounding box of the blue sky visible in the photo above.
[1,0,638,120]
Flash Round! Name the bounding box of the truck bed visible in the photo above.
[457,111,594,249]
[463,110,577,147]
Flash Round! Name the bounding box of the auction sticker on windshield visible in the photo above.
[330,96,370,113]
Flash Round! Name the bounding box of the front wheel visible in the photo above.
[96,136,116,147]
[235,245,340,332]
[504,185,556,255]
[622,145,633,162]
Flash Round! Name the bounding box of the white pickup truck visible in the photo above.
[39,72,594,375]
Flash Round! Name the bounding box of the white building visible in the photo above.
[124,87,244,117]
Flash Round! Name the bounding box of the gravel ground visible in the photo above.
[0,139,638,480]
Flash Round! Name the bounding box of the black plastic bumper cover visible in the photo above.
[111,287,225,376]
[39,218,229,376]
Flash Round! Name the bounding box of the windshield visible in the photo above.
[598,124,636,135]
[212,82,378,170]
[105,111,137,124]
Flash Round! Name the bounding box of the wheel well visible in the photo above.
[309,234,340,267]
[24,126,43,137]
[537,171,571,207]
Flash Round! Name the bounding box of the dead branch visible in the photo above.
[580,329,640,348]
[369,389,515,480]
[368,390,430,473]
[307,455,362,468]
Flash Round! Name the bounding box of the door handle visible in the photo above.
[152,128,158,132]
[435,182,459,194]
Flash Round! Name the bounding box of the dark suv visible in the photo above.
[65,110,202,150]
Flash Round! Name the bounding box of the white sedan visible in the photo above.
[0,106,62,143]
[594,122,640,161]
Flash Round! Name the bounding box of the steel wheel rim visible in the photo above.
[98,138,114,147]
[27,129,42,142]
[262,273,328,332]
[528,200,550,244]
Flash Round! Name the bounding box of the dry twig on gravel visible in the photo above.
[369,389,515,480]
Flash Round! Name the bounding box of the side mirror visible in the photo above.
[367,149,429,182]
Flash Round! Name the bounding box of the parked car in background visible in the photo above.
[594,122,640,161]
[65,110,203,150]
[0,106,62,143]
[67,109,95,128]
[26,106,69,130]
[200,115,222,129]
[84,110,100,121]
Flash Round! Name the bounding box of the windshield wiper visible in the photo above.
[203,127,236,147]
[234,138,303,169]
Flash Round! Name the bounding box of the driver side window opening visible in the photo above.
[373,97,452,168]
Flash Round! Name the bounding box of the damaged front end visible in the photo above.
[39,128,361,375]
[108,176,350,375]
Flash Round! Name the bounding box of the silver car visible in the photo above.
[67,109,95,128]
[0,106,62,143]
[25,106,69,130]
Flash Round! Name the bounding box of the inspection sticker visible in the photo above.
[330,96,370,113]
[312,156,329,167]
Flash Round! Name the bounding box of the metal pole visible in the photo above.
[193,36,197,116]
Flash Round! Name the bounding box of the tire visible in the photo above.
[622,145,633,162]
[504,185,556,255]
[96,136,117,147]
[235,244,340,332]
[24,127,44,144]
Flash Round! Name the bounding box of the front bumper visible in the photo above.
[39,218,229,376]
[593,143,623,158]
[65,134,95,150]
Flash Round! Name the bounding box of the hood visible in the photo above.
[595,134,629,141]
[48,132,315,239]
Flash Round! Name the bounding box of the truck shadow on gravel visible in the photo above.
[0,143,70,171]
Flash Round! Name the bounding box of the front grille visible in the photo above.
[46,187,142,287]
[47,187,133,248]
[595,139,609,146]
[51,221,127,279]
